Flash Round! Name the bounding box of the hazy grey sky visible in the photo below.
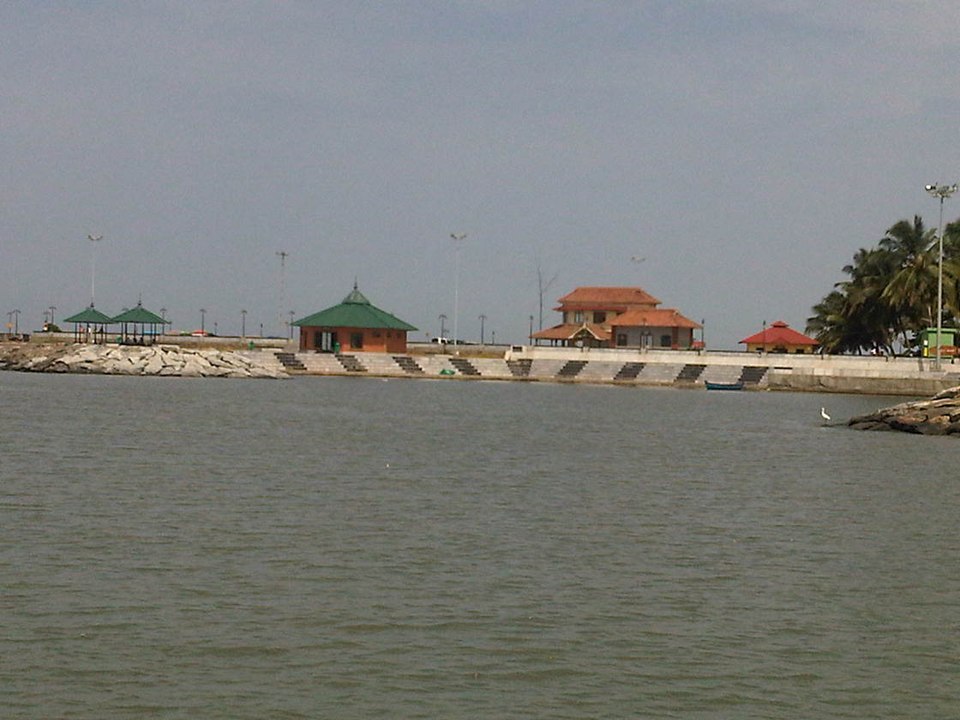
[4,1,960,347]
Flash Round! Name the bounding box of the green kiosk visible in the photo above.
[920,327,959,358]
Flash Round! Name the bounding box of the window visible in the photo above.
[660,334,671,347]
[616,333,627,346]
[594,311,606,323]
[574,311,584,323]
[350,332,364,349]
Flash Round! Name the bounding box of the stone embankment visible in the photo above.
[848,386,960,435]
[0,343,287,379]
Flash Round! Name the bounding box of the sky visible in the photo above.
[3,1,960,348]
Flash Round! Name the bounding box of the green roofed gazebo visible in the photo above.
[111,302,169,345]
[63,304,114,344]
[292,283,417,353]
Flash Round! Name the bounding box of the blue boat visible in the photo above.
[704,380,744,391]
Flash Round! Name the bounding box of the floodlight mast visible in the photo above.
[925,183,958,370]
[88,234,103,306]
[276,251,289,338]
[449,233,467,349]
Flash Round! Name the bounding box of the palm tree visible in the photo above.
[811,214,960,355]
[877,216,937,346]
[807,247,892,354]
[807,290,852,353]
[940,219,960,324]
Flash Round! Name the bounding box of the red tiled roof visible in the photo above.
[556,286,661,308]
[740,320,818,346]
[531,323,611,341]
[611,308,701,330]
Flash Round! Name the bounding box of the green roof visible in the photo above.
[293,285,417,331]
[63,305,114,324]
[111,303,168,324]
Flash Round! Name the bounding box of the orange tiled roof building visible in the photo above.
[740,320,819,354]
[532,287,701,349]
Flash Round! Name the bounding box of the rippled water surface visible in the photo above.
[2,372,960,718]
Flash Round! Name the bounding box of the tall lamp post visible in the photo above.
[479,313,486,345]
[925,183,958,370]
[449,233,467,348]
[87,234,103,306]
[241,309,247,340]
[200,308,206,335]
[276,250,288,338]
[439,313,447,342]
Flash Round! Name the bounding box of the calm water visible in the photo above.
[2,372,959,718]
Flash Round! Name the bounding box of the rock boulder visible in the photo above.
[848,386,960,435]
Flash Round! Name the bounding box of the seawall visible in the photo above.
[273,345,960,396]
[5,341,958,395]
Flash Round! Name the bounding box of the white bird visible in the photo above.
[88,234,102,242]
[820,407,831,422]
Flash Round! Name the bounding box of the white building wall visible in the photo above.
[616,326,683,348]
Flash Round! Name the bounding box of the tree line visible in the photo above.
[806,215,960,354]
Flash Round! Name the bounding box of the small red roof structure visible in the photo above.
[740,320,819,354]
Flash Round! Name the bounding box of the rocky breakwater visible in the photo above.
[0,343,288,379]
[848,386,960,435]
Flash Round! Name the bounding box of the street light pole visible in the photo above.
[925,183,958,370]
[200,308,206,334]
[276,250,288,338]
[87,234,103,306]
[479,314,486,345]
[439,313,447,342]
[449,233,466,348]
[241,309,247,339]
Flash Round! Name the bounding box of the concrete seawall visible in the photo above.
[274,346,960,396]
[5,340,957,395]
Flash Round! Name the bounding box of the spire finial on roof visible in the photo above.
[343,283,370,305]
